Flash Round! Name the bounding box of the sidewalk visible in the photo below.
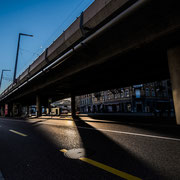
[77,112,177,127]
[0,112,178,128]
[79,112,154,117]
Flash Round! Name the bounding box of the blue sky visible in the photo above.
[0,0,94,93]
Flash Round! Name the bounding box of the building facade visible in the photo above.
[76,80,174,115]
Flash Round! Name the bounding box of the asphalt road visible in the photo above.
[0,116,180,180]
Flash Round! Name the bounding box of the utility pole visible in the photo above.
[0,69,11,89]
[13,33,33,83]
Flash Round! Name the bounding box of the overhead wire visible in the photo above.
[17,0,94,78]
[25,0,88,66]
[41,0,88,49]
[26,0,92,63]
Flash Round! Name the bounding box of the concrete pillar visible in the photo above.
[12,103,16,116]
[48,98,52,115]
[26,106,29,117]
[18,104,22,117]
[8,103,13,117]
[0,105,4,116]
[12,103,22,117]
[71,94,76,118]
[36,95,42,117]
[168,46,180,125]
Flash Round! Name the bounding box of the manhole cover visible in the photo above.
[64,148,86,159]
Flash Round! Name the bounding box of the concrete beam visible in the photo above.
[1,0,180,104]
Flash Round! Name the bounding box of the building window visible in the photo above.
[135,89,141,98]
[114,93,120,99]
[145,88,150,97]
[163,91,167,97]
[121,90,124,98]
[151,88,155,96]
[125,89,129,97]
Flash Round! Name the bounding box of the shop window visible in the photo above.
[127,104,131,112]
[107,106,113,112]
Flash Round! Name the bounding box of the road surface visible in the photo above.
[0,116,180,180]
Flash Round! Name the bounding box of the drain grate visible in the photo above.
[64,148,86,159]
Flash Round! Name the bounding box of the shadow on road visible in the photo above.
[73,117,168,180]
[0,116,175,180]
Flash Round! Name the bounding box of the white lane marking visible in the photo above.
[0,119,30,123]
[1,118,180,142]
[77,126,180,142]
[0,119,78,125]
[0,118,76,123]
[0,171,5,180]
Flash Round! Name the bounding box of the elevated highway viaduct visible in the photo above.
[0,0,180,124]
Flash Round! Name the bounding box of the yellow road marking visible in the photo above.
[60,149,68,153]
[60,149,142,180]
[9,129,27,137]
[80,157,142,180]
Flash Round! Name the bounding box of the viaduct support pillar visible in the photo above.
[8,103,13,117]
[0,105,4,116]
[48,98,52,115]
[12,103,17,117]
[71,94,76,119]
[168,46,180,125]
[12,103,22,117]
[36,95,42,117]
[26,105,29,117]
[18,104,22,117]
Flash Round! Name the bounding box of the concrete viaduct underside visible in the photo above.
[0,0,180,124]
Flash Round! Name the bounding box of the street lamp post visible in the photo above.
[13,33,33,83]
[0,69,11,89]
